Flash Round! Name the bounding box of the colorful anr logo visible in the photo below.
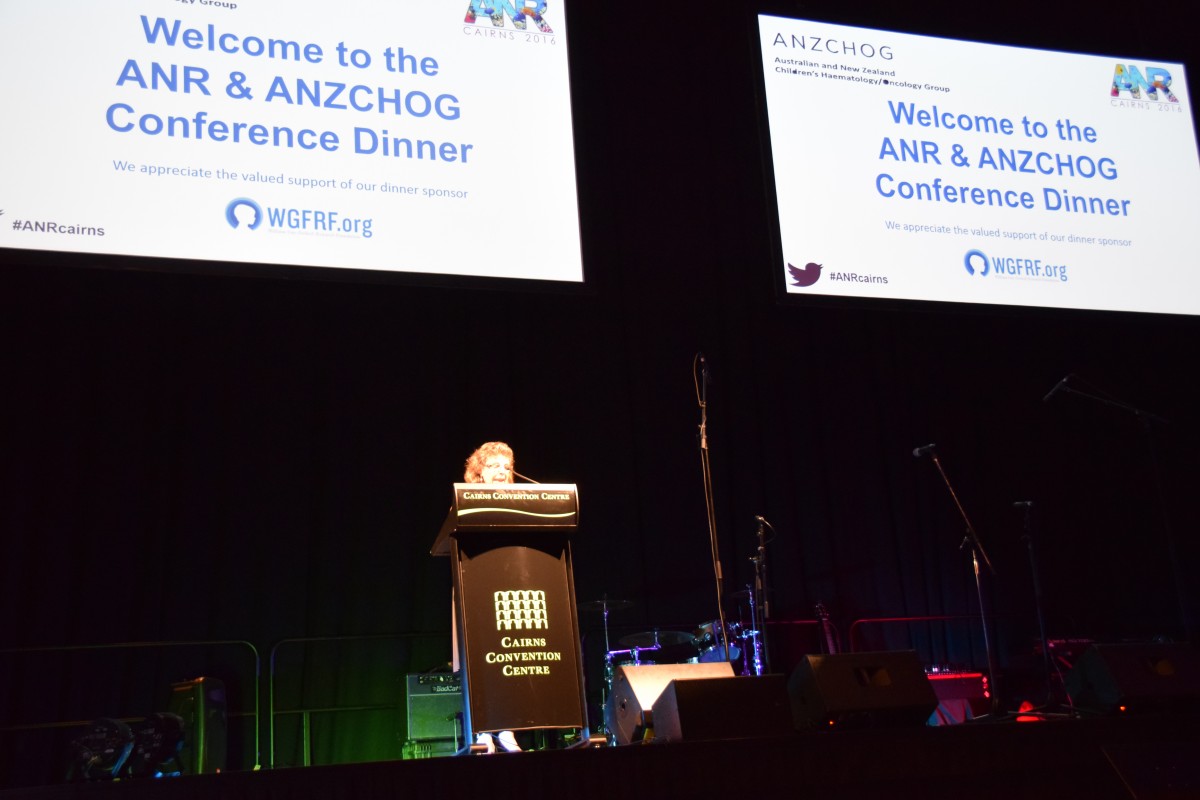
[464,0,554,33]
[1111,64,1178,102]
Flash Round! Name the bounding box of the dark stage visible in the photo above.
[5,715,1200,800]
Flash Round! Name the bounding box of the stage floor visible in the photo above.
[5,714,1200,800]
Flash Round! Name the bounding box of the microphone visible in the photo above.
[1013,500,1033,508]
[512,470,541,484]
[912,443,937,458]
[1042,374,1071,403]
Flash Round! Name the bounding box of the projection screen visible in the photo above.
[0,1,584,284]
[758,14,1200,315]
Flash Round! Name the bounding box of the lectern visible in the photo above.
[431,483,588,744]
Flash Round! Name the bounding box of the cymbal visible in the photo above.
[578,598,634,613]
[620,630,693,648]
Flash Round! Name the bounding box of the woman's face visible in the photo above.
[480,455,514,484]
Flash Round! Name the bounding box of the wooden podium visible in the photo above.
[431,483,588,743]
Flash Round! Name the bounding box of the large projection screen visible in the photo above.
[758,15,1200,315]
[0,1,583,284]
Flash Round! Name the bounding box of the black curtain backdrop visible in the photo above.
[3,0,1198,789]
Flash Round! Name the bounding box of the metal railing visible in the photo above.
[847,614,993,654]
[267,632,449,768]
[0,639,261,769]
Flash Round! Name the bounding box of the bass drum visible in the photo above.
[693,620,742,664]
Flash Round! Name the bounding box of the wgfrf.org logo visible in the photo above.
[225,198,263,230]
[224,198,373,238]
[964,249,990,276]
[964,248,1067,282]
[464,0,554,33]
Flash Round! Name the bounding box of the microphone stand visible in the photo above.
[695,354,730,662]
[922,448,1002,716]
[1015,501,1060,713]
[1050,380,1189,642]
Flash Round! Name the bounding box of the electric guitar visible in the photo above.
[815,602,838,655]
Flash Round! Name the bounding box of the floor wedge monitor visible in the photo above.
[788,651,937,729]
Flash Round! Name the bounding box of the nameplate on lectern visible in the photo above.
[431,483,579,556]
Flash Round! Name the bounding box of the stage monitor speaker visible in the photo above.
[166,677,227,774]
[788,650,938,729]
[1064,643,1200,715]
[650,674,793,743]
[605,662,734,745]
[406,673,464,742]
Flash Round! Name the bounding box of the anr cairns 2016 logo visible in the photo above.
[464,0,554,33]
[1110,63,1179,103]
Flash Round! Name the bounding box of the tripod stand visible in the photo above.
[1013,500,1077,718]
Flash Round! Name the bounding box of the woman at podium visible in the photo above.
[460,441,523,753]
[464,441,516,486]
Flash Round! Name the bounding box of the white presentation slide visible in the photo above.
[0,1,583,283]
[758,15,1200,315]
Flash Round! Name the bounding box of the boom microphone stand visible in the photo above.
[695,353,730,661]
[1043,374,1189,643]
[1014,500,1059,713]
[915,443,1002,716]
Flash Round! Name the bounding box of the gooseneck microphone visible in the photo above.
[912,443,937,458]
[1042,374,1071,403]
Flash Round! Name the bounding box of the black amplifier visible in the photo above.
[406,674,463,741]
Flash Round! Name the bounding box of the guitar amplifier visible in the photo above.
[406,673,464,741]
[927,670,988,701]
[926,670,990,722]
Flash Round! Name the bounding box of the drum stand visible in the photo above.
[742,587,765,676]
[577,596,633,742]
[746,515,777,675]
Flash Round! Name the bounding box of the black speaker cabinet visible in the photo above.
[605,662,734,745]
[788,650,938,729]
[406,673,464,741]
[1065,643,1200,714]
[650,675,793,743]
[166,677,227,774]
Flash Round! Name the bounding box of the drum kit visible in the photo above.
[578,590,765,692]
